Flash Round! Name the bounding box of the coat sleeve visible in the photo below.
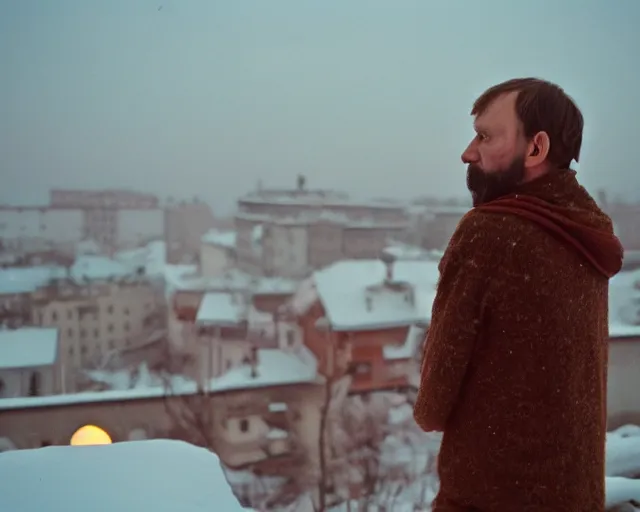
[413,212,502,432]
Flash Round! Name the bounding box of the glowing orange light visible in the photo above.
[70,425,113,446]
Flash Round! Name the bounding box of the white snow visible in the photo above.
[0,265,67,294]
[383,324,426,361]
[201,229,237,249]
[0,241,166,297]
[0,440,251,512]
[165,266,297,296]
[267,428,289,440]
[0,327,58,369]
[210,349,320,391]
[269,402,288,412]
[313,259,440,331]
[0,348,318,411]
[197,291,245,325]
[606,477,640,509]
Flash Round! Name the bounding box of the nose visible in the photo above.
[461,139,478,165]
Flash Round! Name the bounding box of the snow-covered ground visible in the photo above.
[0,440,252,512]
[284,398,640,511]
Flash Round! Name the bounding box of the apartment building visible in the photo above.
[31,277,163,380]
[0,189,165,256]
[231,178,410,278]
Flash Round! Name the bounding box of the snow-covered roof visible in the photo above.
[0,440,251,512]
[383,324,426,361]
[166,266,298,296]
[0,328,58,369]
[197,292,245,326]
[0,242,166,297]
[211,348,319,391]
[0,348,319,411]
[0,266,67,295]
[236,210,407,229]
[314,259,440,331]
[201,230,237,249]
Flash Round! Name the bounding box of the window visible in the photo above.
[28,372,41,397]
[51,311,58,322]
[80,328,86,339]
[107,305,113,314]
[239,419,249,433]
[108,340,115,349]
[286,330,296,347]
[67,328,73,337]
[123,307,130,315]
[81,345,87,354]
[67,310,73,320]
[108,324,114,333]
[0,378,5,397]
[69,346,74,355]
[93,328,99,338]
[124,322,130,332]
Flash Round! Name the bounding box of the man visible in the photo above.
[413,78,624,511]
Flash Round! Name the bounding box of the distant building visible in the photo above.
[233,178,410,277]
[200,230,238,278]
[284,252,440,394]
[0,249,166,392]
[0,189,165,255]
[165,267,297,373]
[0,328,62,398]
[164,200,218,264]
[407,203,470,250]
[0,206,84,254]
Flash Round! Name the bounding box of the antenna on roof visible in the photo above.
[297,174,306,191]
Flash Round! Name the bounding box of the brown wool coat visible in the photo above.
[413,170,624,512]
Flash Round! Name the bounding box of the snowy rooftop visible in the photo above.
[240,189,403,210]
[0,440,251,512]
[0,348,319,411]
[236,210,407,229]
[0,328,58,369]
[197,291,246,326]
[383,324,426,361]
[0,242,166,296]
[314,259,440,331]
[0,265,67,295]
[201,229,237,249]
[165,266,298,296]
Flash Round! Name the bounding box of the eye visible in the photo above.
[476,132,489,142]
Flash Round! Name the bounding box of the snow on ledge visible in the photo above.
[0,440,253,512]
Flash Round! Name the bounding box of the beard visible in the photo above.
[467,155,526,207]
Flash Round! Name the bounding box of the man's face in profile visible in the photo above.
[461,92,528,206]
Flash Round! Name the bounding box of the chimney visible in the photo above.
[297,174,306,192]
[380,250,396,283]
[365,295,373,312]
[250,345,259,378]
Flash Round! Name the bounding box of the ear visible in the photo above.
[525,131,550,168]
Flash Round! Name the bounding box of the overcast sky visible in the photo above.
[1,0,638,214]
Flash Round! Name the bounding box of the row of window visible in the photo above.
[49,305,131,322]
[67,338,124,356]
[62,322,131,339]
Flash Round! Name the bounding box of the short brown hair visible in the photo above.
[471,78,584,169]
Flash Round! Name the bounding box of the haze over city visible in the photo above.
[1,0,639,214]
